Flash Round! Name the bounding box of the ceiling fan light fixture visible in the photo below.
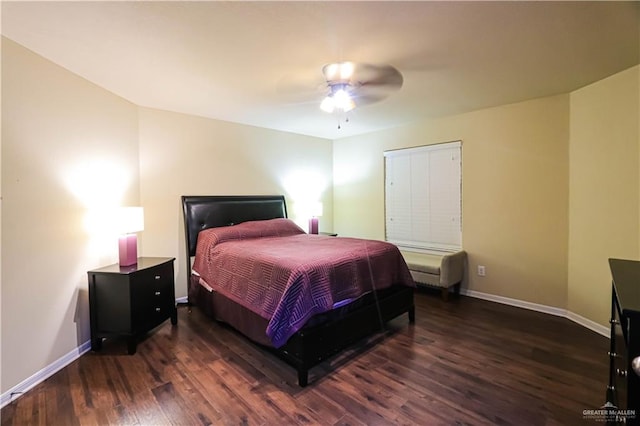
[339,62,354,80]
[324,63,339,81]
[320,95,335,113]
[343,99,356,112]
[334,88,355,112]
[320,84,355,114]
[323,61,354,82]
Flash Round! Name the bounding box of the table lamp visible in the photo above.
[118,207,144,266]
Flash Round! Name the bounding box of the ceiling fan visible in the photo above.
[318,61,403,114]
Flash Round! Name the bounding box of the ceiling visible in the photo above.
[2,1,639,140]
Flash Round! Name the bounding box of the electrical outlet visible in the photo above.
[477,265,486,276]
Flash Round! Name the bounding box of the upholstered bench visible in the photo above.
[400,250,467,301]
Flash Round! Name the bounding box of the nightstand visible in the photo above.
[88,257,177,354]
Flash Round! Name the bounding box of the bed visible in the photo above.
[182,195,415,386]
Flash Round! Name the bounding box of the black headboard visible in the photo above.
[181,195,287,257]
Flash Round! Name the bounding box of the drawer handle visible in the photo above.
[616,368,627,378]
[155,307,161,312]
[155,275,161,280]
[608,351,620,359]
[609,318,620,325]
[154,291,161,296]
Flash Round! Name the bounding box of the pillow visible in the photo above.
[198,218,305,248]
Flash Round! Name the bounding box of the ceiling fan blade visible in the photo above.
[352,63,403,90]
[276,70,326,95]
[352,92,389,107]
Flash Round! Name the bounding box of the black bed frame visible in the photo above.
[182,195,415,386]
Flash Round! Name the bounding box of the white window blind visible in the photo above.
[384,141,462,252]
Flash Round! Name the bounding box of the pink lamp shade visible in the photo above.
[117,207,144,266]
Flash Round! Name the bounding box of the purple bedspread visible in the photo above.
[192,218,415,347]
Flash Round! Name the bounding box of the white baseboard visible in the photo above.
[1,292,609,409]
[0,340,92,409]
[460,288,609,337]
[565,310,610,337]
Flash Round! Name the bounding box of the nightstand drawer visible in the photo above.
[133,262,173,289]
[132,263,174,301]
[133,290,175,328]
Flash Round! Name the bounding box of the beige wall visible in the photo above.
[568,66,640,325]
[138,108,333,298]
[334,95,571,308]
[1,38,140,393]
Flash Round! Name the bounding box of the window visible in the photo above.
[384,141,462,252]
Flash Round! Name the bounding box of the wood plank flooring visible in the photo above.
[1,290,609,425]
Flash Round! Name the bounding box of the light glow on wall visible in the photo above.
[64,159,130,209]
[333,155,372,187]
[281,169,327,228]
[64,159,135,258]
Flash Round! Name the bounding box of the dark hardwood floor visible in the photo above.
[1,290,609,425]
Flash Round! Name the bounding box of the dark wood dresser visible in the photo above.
[88,257,177,354]
[607,258,640,425]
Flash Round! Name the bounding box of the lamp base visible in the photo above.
[119,234,138,266]
[308,217,319,234]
